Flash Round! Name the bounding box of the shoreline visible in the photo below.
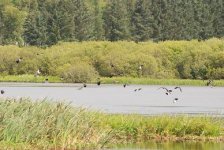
[0,75,224,86]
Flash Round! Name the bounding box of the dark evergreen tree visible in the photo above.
[92,0,104,40]
[131,0,153,42]
[103,0,131,41]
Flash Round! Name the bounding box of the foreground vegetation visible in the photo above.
[0,98,223,149]
[1,75,224,87]
[0,39,224,83]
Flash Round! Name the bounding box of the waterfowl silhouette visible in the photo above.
[134,88,142,92]
[174,86,182,92]
[138,65,143,70]
[78,83,87,90]
[97,81,101,86]
[45,78,49,83]
[34,69,41,77]
[123,84,127,88]
[16,58,22,64]
[1,90,5,94]
[83,83,87,88]
[158,87,172,95]
[173,98,179,103]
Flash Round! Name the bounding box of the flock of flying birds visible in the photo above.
[0,58,215,104]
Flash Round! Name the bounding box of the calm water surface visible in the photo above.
[0,82,224,115]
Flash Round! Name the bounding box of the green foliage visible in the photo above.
[61,62,98,83]
[0,39,224,80]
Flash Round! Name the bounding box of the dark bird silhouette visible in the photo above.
[83,83,87,88]
[123,84,127,88]
[174,86,182,92]
[97,81,101,86]
[45,78,49,83]
[1,90,5,94]
[16,58,22,64]
[78,83,87,90]
[134,88,142,92]
[173,98,179,103]
[158,87,172,95]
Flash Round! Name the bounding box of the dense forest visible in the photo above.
[0,0,224,46]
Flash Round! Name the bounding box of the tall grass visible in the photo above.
[0,98,113,149]
[0,98,223,149]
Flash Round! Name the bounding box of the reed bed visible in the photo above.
[0,98,223,149]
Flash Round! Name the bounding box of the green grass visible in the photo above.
[0,98,223,149]
[101,77,224,86]
[0,75,224,86]
[0,74,62,83]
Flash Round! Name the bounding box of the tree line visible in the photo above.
[0,0,224,46]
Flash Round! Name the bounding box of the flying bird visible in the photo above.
[1,90,5,94]
[16,58,22,64]
[134,88,142,92]
[77,83,87,90]
[158,87,172,95]
[173,98,179,103]
[34,69,41,77]
[174,86,182,92]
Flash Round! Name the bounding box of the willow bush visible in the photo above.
[0,38,224,81]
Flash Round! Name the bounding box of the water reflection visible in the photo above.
[110,141,224,150]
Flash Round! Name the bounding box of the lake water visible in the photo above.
[0,82,224,116]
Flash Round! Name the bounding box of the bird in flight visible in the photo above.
[77,83,87,90]
[134,88,142,92]
[1,90,5,94]
[16,57,23,64]
[174,86,182,92]
[173,98,179,103]
[158,87,172,95]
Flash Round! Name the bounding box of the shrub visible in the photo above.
[61,62,98,83]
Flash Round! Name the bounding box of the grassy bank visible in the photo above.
[0,75,224,86]
[0,98,223,149]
